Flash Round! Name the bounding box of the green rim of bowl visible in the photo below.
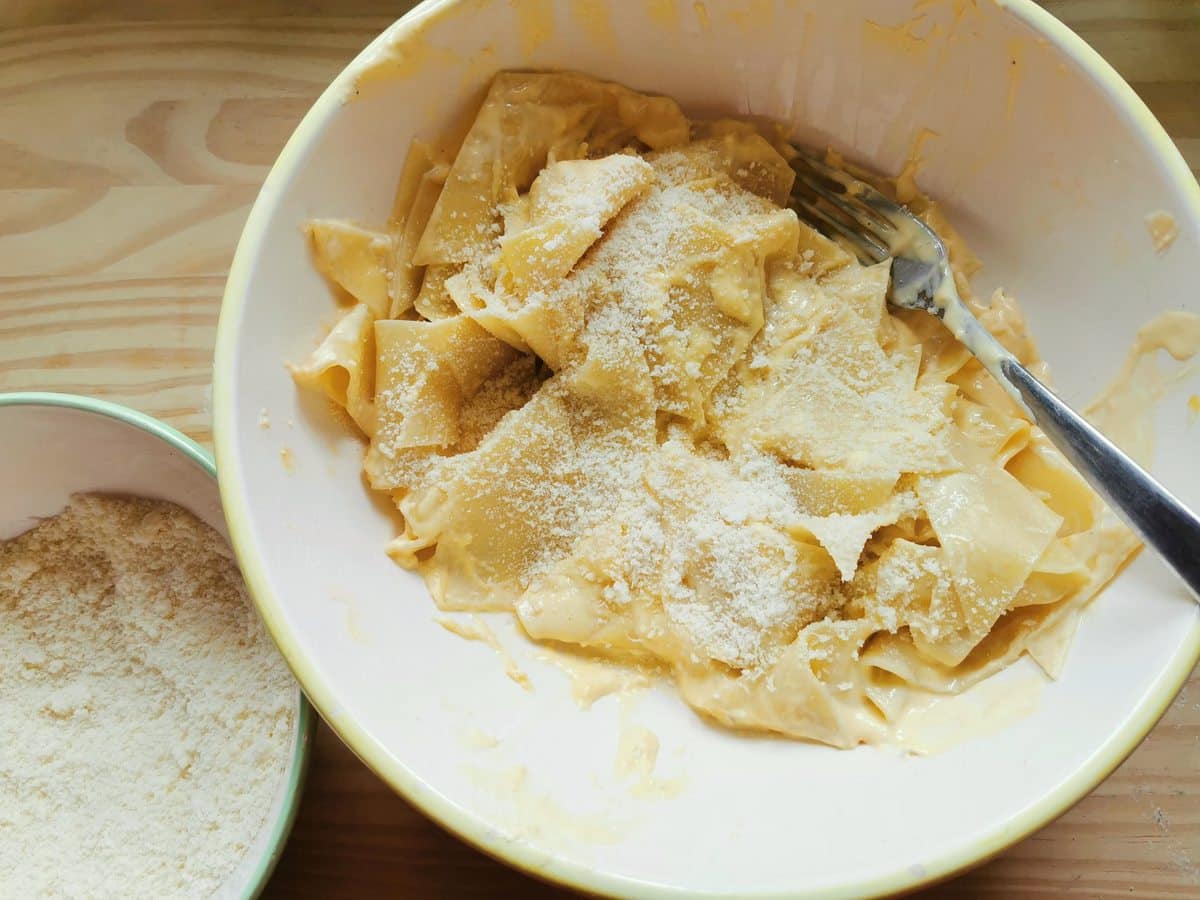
[212,1,1200,896]
[0,391,316,900]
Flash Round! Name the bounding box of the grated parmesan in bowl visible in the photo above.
[0,394,312,899]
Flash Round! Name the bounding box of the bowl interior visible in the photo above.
[0,399,309,900]
[217,0,1200,895]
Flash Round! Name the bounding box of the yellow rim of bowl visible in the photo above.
[0,391,316,900]
[212,1,1200,896]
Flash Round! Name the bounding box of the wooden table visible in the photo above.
[3,1,1198,895]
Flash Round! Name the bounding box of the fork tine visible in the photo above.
[792,195,888,265]
[791,155,897,236]
[792,177,892,258]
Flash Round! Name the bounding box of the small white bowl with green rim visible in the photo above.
[0,391,314,899]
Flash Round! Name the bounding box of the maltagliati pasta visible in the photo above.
[292,72,1137,748]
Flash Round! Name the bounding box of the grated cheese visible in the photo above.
[0,495,295,898]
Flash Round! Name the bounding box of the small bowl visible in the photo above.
[0,392,314,899]
[215,0,1200,896]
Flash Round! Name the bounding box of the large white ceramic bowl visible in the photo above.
[214,1,1200,895]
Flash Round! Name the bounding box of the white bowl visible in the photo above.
[0,393,314,900]
[214,1,1200,895]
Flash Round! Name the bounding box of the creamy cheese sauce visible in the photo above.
[435,614,533,691]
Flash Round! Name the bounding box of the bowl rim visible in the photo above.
[212,1,1200,896]
[0,390,316,900]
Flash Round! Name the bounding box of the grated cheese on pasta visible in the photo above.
[292,72,1140,748]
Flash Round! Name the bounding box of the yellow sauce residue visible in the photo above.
[332,590,369,644]
[1145,210,1179,255]
[894,127,939,204]
[1005,37,1025,119]
[916,0,977,21]
[464,765,623,845]
[538,646,659,708]
[862,17,937,58]
[1188,394,1200,424]
[645,0,680,30]
[462,726,501,749]
[614,724,658,780]
[513,0,555,56]
[1048,173,1092,210]
[692,0,711,33]
[279,447,296,474]
[257,408,271,430]
[435,614,533,691]
[1087,311,1200,466]
[353,38,461,96]
[464,43,499,80]
[570,0,616,51]
[726,0,774,34]
[895,672,1045,755]
[350,0,506,97]
[863,0,986,59]
[615,723,687,799]
[795,9,815,59]
[1137,312,1200,362]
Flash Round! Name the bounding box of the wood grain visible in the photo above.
[0,2,1197,897]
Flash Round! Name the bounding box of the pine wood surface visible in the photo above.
[2,1,1198,896]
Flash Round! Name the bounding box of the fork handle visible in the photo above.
[999,357,1200,599]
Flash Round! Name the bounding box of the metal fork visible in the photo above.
[788,149,1200,600]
